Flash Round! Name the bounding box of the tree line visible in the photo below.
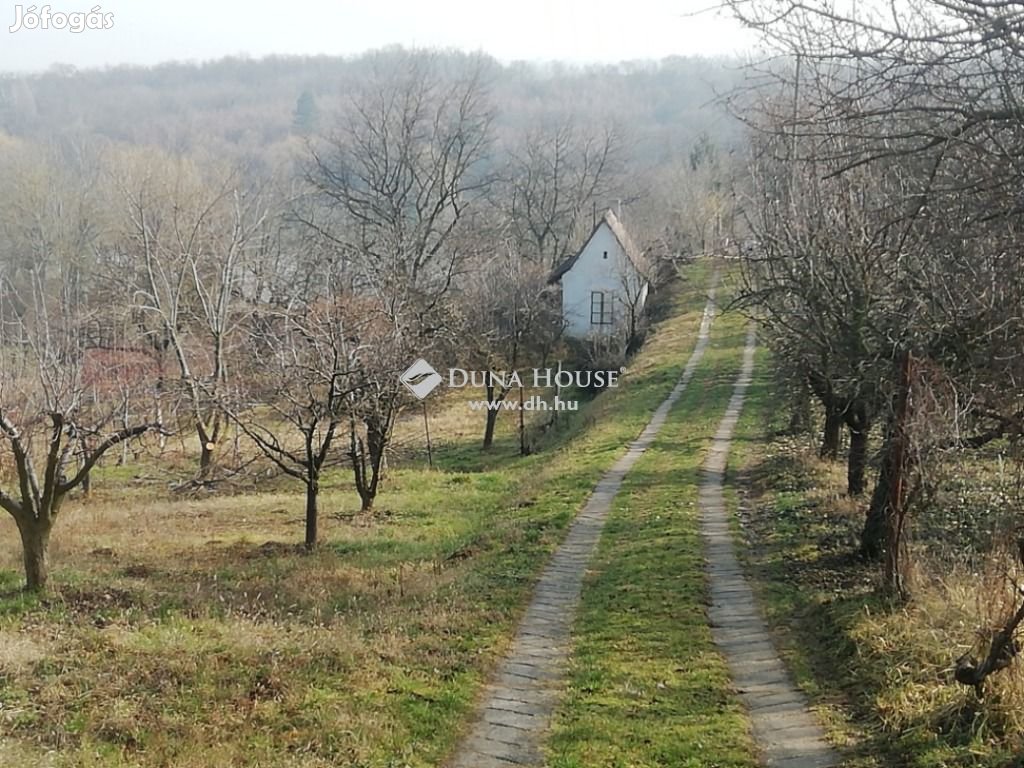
[728,0,1024,695]
[0,51,734,592]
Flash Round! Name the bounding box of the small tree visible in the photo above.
[114,152,267,479]
[0,262,158,591]
[0,143,160,590]
[460,247,563,449]
[228,298,367,550]
[0,397,158,591]
[345,324,412,512]
[614,243,652,353]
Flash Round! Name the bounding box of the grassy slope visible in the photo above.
[547,293,760,766]
[0,263,717,768]
[727,354,1022,767]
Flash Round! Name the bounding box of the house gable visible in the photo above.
[554,211,647,338]
[550,210,645,284]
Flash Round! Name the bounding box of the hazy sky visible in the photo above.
[0,0,755,73]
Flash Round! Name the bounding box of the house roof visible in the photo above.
[549,209,646,284]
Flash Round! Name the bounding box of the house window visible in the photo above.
[590,291,614,325]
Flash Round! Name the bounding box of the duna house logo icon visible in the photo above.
[400,358,443,400]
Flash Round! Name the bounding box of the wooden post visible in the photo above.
[553,360,563,427]
[519,383,527,456]
[884,350,913,597]
[422,401,434,469]
[121,398,130,465]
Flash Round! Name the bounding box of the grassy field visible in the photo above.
[727,356,1024,767]
[546,290,760,766]
[0,263,718,767]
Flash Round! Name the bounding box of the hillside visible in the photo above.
[0,51,745,167]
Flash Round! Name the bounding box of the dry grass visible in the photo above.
[730,381,1024,767]
[0,261,720,767]
[855,551,1024,742]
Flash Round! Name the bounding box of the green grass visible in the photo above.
[0,263,720,767]
[724,357,888,765]
[546,304,760,767]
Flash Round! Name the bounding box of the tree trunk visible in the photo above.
[787,380,812,435]
[304,480,319,551]
[482,383,499,450]
[199,436,215,478]
[847,422,870,496]
[820,402,842,460]
[78,434,92,497]
[156,391,167,455]
[365,445,384,512]
[482,409,498,450]
[18,520,51,592]
[788,401,810,435]
[861,353,912,570]
[358,491,373,513]
[358,418,387,513]
[861,458,889,560]
[882,352,913,597]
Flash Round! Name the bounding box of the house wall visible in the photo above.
[561,223,645,338]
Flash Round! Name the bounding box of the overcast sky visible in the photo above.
[0,0,755,73]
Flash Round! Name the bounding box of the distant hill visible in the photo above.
[0,50,746,169]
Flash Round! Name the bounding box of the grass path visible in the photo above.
[701,329,838,768]
[546,314,842,768]
[447,279,719,767]
[546,291,760,767]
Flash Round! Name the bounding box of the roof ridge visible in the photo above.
[548,209,645,283]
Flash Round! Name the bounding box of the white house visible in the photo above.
[550,210,649,339]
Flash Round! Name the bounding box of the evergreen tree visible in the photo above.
[293,90,318,136]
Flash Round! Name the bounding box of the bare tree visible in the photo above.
[727,0,1024,588]
[0,149,160,590]
[113,153,267,478]
[227,298,365,549]
[344,317,419,511]
[305,52,492,293]
[736,115,909,497]
[301,51,493,505]
[676,133,733,256]
[459,245,564,449]
[614,245,653,353]
[503,120,621,270]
